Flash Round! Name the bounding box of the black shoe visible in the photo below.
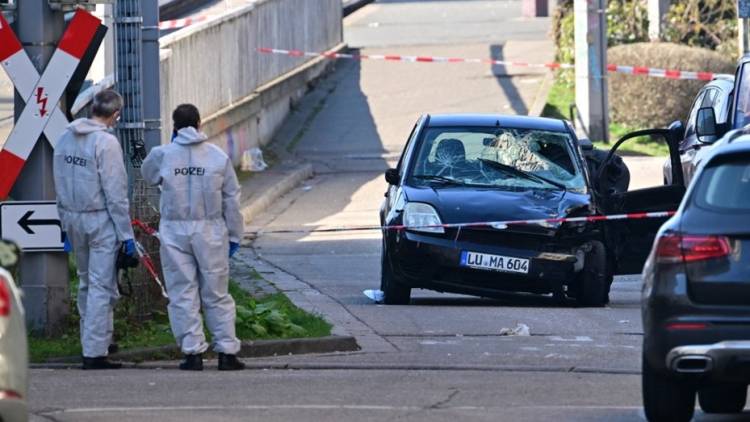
[108,343,119,355]
[218,353,245,371]
[82,356,122,370]
[179,354,203,371]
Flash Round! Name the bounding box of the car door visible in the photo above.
[597,124,686,275]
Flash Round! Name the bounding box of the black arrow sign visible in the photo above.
[18,210,61,236]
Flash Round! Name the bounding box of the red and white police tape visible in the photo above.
[257,47,728,82]
[243,210,677,236]
[159,15,210,30]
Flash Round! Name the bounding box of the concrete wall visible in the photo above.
[158,0,343,164]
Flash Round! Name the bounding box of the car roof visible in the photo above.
[705,134,750,163]
[425,114,569,132]
[706,77,734,92]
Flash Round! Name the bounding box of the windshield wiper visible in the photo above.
[413,175,464,185]
[478,158,567,191]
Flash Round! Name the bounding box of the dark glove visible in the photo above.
[116,241,140,271]
[62,232,72,253]
[229,241,240,258]
[123,239,136,257]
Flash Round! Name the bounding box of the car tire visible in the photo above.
[576,240,608,307]
[698,383,747,414]
[642,354,696,422]
[380,245,411,305]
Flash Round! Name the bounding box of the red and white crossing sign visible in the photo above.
[0,10,101,200]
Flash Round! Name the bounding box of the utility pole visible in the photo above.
[739,0,750,56]
[574,0,609,143]
[141,0,161,151]
[648,0,669,41]
[12,0,69,334]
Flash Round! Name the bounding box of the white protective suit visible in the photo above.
[53,118,134,358]
[141,127,243,355]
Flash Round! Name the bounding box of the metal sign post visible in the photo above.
[739,0,750,55]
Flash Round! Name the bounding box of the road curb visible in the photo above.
[33,335,359,367]
[239,163,314,224]
[528,70,554,117]
[343,0,375,16]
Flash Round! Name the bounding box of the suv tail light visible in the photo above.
[655,234,731,264]
[0,276,10,317]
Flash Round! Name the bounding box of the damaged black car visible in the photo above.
[380,114,685,307]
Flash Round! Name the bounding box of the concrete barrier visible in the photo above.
[158,0,343,165]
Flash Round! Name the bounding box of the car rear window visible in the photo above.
[693,155,750,211]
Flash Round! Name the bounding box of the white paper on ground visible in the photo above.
[363,289,384,303]
[241,147,269,172]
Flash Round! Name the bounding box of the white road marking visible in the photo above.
[549,336,593,342]
[39,404,648,415]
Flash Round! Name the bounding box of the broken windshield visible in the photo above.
[408,126,586,192]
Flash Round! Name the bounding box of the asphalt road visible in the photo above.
[28,1,748,421]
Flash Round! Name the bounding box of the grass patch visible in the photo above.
[542,76,669,157]
[28,260,331,362]
[231,281,332,340]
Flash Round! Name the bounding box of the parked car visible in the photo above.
[0,240,27,422]
[380,114,685,306]
[663,75,734,185]
[641,136,750,421]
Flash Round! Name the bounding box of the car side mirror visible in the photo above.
[578,137,593,151]
[385,168,400,185]
[696,107,718,143]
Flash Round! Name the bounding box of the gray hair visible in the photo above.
[91,89,123,118]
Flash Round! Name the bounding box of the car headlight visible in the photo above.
[403,202,445,234]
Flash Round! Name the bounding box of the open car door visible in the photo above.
[596,122,686,275]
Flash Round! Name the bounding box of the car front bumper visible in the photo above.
[388,230,579,297]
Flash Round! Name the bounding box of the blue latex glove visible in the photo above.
[123,239,137,257]
[62,232,72,253]
[229,241,240,258]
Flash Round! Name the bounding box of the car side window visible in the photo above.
[702,89,717,108]
[734,63,750,128]
[712,88,728,122]
[685,90,707,139]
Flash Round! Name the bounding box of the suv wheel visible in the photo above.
[575,240,608,307]
[699,383,747,414]
[380,245,411,305]
[642,354,695,422]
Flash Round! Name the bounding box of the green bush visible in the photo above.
[552,0,649,64]
[551,0,739,71]
[662,0,738,57]
[608,42,735,128]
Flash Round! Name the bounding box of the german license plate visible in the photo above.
[460,251,529,274]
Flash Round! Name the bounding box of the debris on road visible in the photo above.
[498,323,530,337]
[241,148,269,172]
[363,289,384,303]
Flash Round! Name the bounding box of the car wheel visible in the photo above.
[380,244,411,305]
[642,354,696,422]
[698,383,747,414]
[575,240,608,307]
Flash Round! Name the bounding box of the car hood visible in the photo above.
[403,185,591,229]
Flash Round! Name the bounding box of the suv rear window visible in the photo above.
[694,156,750,211]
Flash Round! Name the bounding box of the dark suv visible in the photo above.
[641,137,750,421]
